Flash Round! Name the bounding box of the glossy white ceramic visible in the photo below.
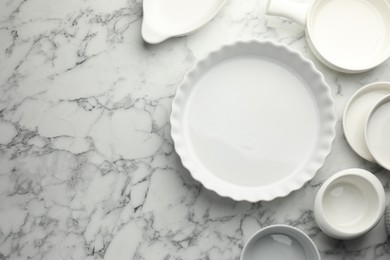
[240,225,320,260]
[171,40,336,202]
[314,169,385,240]
[365,95,390,171]
[142,0,225,44]
[266,0,390,73]
[343,82,390,162]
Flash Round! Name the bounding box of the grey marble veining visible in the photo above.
[0,0,389,259]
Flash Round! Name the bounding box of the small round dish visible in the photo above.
[343,82,390,162]
[170,40,336,202]
[314,168,385,240]
[241,225,320,260]
[365,94,390,171]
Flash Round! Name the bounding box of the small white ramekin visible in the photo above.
[314,169,385,240]
[241,225,320,260]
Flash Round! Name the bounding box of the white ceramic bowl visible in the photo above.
[343,82,390,162]
[365,94,390,171]
[241,225,320,260]
[170,40,336,202]
[314,169,385,240]
[266,0,390,73]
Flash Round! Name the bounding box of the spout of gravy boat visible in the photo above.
[141,0,170,44]
[141,19,169,44]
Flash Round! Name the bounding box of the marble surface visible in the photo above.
[0,0,389,259]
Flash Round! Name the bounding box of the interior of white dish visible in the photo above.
[171,41,335,201]
[321,174,381,234]
[307,0,390,71]
[343,83,390,162]
[143,0,225,36]
[241,226,319,260]
[183,46,320,187]
[365,95,390,170]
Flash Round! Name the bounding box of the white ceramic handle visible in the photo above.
[266,0,309,27]
[141,22,168,44]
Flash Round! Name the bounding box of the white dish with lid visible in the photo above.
[171,40,336,202]
[365,94,390,171]
[343,82,390,162]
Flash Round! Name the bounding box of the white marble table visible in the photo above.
[0,0,389,259]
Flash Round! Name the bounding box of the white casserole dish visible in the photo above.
[171,40,336,202]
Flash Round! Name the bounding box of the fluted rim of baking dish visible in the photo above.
[170,40,336,202]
